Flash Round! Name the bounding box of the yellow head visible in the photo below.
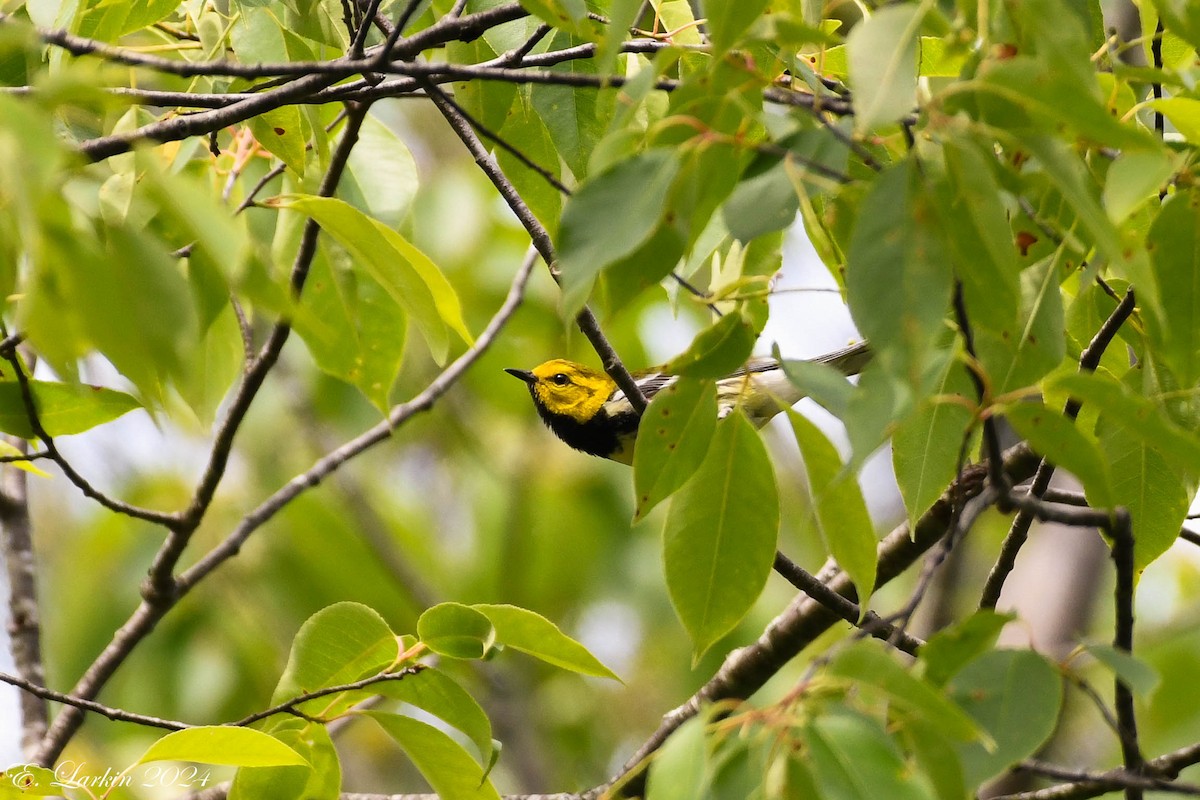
[505,359,617,423]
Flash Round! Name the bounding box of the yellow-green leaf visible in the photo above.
[788,409,877,609]
[269,195,471,363]
[138,727,309,768]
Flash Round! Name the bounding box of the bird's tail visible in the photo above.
[811,340,873,376]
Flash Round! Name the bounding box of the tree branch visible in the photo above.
[590,451,1039,798]
[771,551,924,655]
[422,80,648,413]
[0,438,48,756]
[0,670,188,731]
[979,288,1136,609]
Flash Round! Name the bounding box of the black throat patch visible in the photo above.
[532,401,640,459]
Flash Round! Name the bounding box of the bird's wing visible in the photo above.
[608,371,676,409]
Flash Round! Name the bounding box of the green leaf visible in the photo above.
[140,155,249,295]
[376,668,494,764]
[0,764,62,796]
[919,611,1013,687]
[418,603,497,660]
[272,602,398,712]
[1097,418,1193,571]
[664,412,779,660]
[600,224,686,313]
[231,6,289,63]
[1023,136,1159,317]
[663,311,758,379]
[892,358,974,530]
[844,362,908,464]
[1052,372,1200,477]
[250,105,308,176]
[826,640,983,742]
[939,140,1021,331]
[804,709,936,800]
[0,381,140,439]
[472,603,620,679]
[229,720,339,800]
[846,4,924,133]
[1083,643,1161,698]
[596,0,642,74]
[788,409,877,608]
[497,89,564,233]
[633,378,718,520]
[846,162,952,380]
[1004,402,1114,507]
[1147,97,1200,142]
[649,0,704,44]
[901,718,968,800]
[531,31,608,179]
[558,149,682,316]
[777,354,857,421]
[974,252,1066,395]
[367,713,502,800]
[723,160,799,242]
[1103,149,1176,224]
[947,650,1063,785]
[80,0,179,40]
[517,0,600,37]
[446,31,519,133]
[645,715,708,800]
[344,112,420,230]
[138,727,308,768]
[1147,188,1200,388]
[705,0,770,55]
[30,224,197,405]
[294,247,407,411]
[269,195,471,364]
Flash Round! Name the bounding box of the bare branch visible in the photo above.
[0,670,188,731]
[771,551,925,655]
[1110,509,1144,799]
[0,439,47,755]
[979,288,1136,609]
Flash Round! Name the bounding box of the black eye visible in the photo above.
[550,373,570,386]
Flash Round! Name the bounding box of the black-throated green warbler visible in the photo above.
[506,341,871,464]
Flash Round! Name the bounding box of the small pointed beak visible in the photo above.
[505,368,536,385]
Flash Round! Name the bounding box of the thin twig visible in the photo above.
[422,79,648,414]
[230,667,424,726]
[1011,760,1200,796]
[771,551,924,655]
[0,344,176,527]
[979,289,1136,609]
[0,671,189,731]
[952,283,1010,505]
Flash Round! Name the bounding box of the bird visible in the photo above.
[505,341,871,464]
